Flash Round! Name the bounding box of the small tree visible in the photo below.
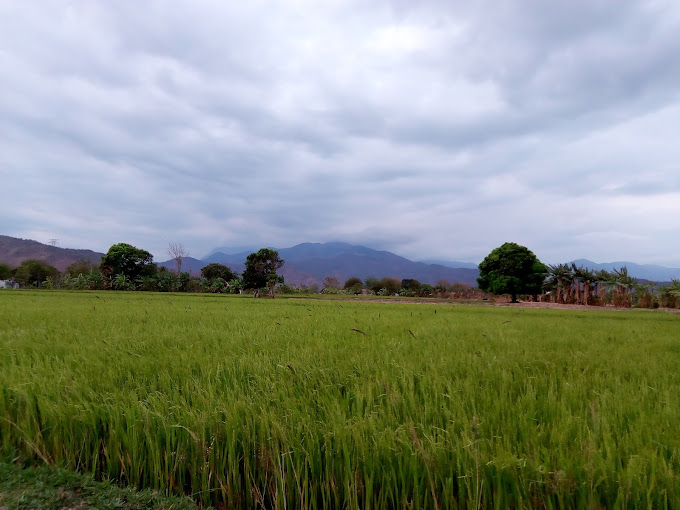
[323,276,341,290]
[477,242,546,303]
[168,242,189,274]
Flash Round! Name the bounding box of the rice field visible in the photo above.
[1,290,679,508]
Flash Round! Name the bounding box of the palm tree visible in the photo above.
[612,266,635,307]
[572,265,596,305]
[594,269,614,306]
[548,264,572,303]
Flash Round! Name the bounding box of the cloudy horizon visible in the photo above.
[1,1,679,266]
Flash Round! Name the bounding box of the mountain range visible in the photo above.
[160,242,480,287]
[2,234,679,286]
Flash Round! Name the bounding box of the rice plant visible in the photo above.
[1,290,679,508]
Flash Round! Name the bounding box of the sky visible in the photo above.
[1,1,679,266]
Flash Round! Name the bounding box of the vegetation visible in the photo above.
[12,259,59,288]
[241,248,285,293]
[99,243,156,283]
[478,242,547,302]
[0,462,198,509]
[168,242,189,274]
[2,240,679,309]
[200,262,238,282]
[1,291,679,508]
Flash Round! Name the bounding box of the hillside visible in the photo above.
[0,235,104,271]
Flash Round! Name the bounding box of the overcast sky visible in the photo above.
[1,1,679,266]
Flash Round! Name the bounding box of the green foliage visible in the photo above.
[12,259,60,288]
[379,276,401,295]
[65,259,98,277]
[343,277,363,294]
[2,291,679,508]
[242,248,284,290]
[478,242,547,302]
[0,263,12,280]
[100,243,156,284]
[0,462,197,510]
[364,276,381,294]
[201,263,237,282]
[400,278,421,292]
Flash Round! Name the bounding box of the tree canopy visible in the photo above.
[100,243,156,282]
[12,259,59,288]
[201,263,237,282]
[477,242,546,302]
[241,248,285,290]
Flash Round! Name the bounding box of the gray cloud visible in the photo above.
[1,0,679,267]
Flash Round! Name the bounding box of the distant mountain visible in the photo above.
[570,259,680,282]
[418,259,479,269]
[0,235,104,271]
[192,242,481,287]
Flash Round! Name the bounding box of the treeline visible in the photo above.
[544,263,680,308]
[2,241,679,308]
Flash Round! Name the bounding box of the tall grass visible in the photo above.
[1,290,679,508]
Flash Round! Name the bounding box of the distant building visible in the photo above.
[0,279,19,289]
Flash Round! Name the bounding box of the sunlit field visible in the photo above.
[1,290,679,508]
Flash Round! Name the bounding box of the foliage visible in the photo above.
[201,263,237,282]
[242,248,285,290]
[478,242,547,302]
[65,259,98,277]
[100,243,156,284]
[400,278,421,292]
[2,291,679,508]
[0,263,13,280]
[322,275,341,290]
[344,277,362,290]
[12,259,60,288]
[0,462,197,510]
[364,276,381,294]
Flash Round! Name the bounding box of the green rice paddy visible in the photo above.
[1,290,679,508]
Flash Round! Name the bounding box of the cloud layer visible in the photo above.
[2,0,679,265]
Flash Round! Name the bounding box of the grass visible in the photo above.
[1,290,679,508]
[0,461,198,509]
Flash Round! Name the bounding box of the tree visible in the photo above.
[477,242,546,303]
[168,242,189,274]
[242,248,285,293]
[201,263,237,282]
[13,260,60,288]
[0,263,12,280]
[66,259,99,277]
[379,277,401,295]
[100,243,156,284]
[344,277,363,294]
[401,278,421,292]
[364,276,381,294]
[323,276,341,290]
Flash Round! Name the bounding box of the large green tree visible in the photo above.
[241,248,285,292]
[477,242,546,303]
[100,243,156,284]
